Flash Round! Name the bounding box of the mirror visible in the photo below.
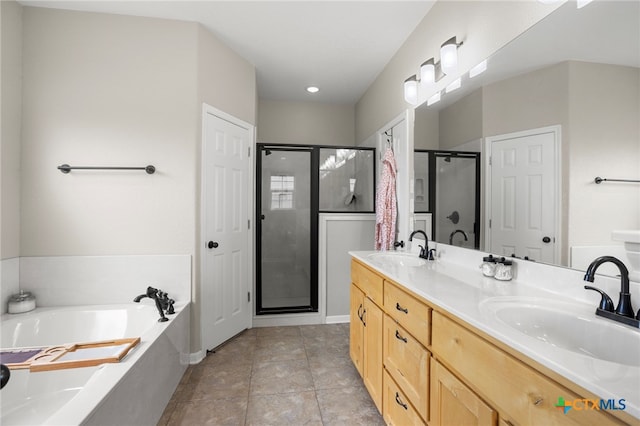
[413,0,640,273]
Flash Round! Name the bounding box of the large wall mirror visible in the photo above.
[413,0,639,275]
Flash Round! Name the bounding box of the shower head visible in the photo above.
[444,157,451,163]
[264,149,272,156]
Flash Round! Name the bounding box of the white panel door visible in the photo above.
[201,106,252,351]
[489,128,557,263]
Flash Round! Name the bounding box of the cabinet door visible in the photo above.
[431,360,497,426]
[363,296,383,413]
[349,283,365,377]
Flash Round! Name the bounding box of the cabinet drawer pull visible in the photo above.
[395,392,408,410]
[533,397,544,406]
[357,304,363,321]
[395,302,408,314]
[362,309,366,327]
[395,330,408,343]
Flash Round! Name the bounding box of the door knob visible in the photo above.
[542,236,551,243]
[208,241,219,249]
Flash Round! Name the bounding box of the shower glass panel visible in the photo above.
[319,148,375,212]
[257,146,318,314]
[433,152,480,249]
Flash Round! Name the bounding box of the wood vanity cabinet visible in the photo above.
[350,257,632,426]
[350,261,384,412]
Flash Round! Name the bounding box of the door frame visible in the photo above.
[199,103,254,354]
[484,125,562,264]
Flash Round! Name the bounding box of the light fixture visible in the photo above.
[427,91,441,106]
[577,0,593,8]
[306,86,319,93]
[445,78,461,93]
[469,60,487,78]
[440,36,462,75]
[404,75,419,105]
[420,58,436,85]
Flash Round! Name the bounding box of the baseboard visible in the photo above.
[189,350,206,364]
[325,315,350,324]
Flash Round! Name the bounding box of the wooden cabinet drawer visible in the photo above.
[351,259,383,305]
[383,315,429,422]
[383,369,426,426]
[384,281,430,347]
[431,312,624,426]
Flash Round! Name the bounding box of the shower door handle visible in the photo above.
[208,241,219,249]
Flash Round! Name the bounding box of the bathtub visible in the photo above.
[0,302,190,425]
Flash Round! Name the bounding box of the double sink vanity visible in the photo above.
[349,247,639,426]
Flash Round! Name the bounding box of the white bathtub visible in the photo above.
[1,302,190,425]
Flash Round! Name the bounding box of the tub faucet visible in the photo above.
[449,229,468,245]
[1,364,9,390]
[584,256,639,328]
[134,286,169,322]
[409,230,432,260]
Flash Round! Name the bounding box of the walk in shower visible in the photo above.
[415,150,480,249]
[256,145,374,315]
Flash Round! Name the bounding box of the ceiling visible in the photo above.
[18,1,436,105]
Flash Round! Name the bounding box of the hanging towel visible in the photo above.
[375,147,397,250]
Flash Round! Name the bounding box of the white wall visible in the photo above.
[567,62,640,248]
[1,0,22,261]
[21,7,199,256]
[355,0,562,144]
[258,99,354,146]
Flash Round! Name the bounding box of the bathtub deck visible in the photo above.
[159,324,384,425]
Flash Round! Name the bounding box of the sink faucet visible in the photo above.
[449,229,468,245]
[134,286,171,322]
[409,230,433,260]
[583,256,639,328]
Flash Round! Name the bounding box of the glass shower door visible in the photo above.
[256,146,318,314]
[432,152,480,249]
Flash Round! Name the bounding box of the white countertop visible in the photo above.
[350,250,640,421]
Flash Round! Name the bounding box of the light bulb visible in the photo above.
[420,58,435,85]
[404,75,418,105]
[440,37,459,75]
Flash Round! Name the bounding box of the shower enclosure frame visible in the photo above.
[255,143,376,316]
[416,149,481,249]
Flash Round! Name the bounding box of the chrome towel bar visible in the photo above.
[594,176,639,184]
[58,164,156,174]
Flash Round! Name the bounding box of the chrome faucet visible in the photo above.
[409,230,433,260]
[583,256,639,328]
[449,229,468,245]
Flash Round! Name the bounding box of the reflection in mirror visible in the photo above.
[415,150,480,249]
[413,0,639,276]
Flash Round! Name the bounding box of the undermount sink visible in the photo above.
[366,252,426,268]
[480,297,640,367]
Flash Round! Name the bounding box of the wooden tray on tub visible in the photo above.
[0,337,140,372]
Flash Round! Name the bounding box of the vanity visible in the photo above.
[349,248,639,426]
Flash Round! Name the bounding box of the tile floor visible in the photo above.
[158,324,385,426]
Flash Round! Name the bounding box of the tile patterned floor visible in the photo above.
[158,324,385,426]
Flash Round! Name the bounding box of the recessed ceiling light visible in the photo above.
[306,86,320,93]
